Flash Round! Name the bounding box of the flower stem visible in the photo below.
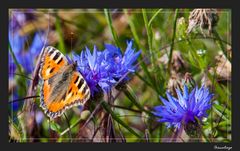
[168,9,179,74]
[142,9,155,66]
[212,29,231,61]
[104,9,121,49]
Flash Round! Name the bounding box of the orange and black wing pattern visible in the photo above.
[39,46,91,119]
[39,46,68,80]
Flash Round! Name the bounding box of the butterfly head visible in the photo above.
[73,61,78,70]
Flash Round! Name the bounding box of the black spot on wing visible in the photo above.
[68,87,72,94]
[74,76,79,84]
[50,67,55,73]
[57,57,63,64]
[77,79,84,89]
[48,48,55,56]
[61,93,67,101]
[83,86,87,94]
[85,91,90,98]
[53,52,60,61]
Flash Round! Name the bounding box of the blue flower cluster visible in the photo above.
[9,10,47,111]
[72,40,141,95]
[153,84,213,129]
[9,9,46,76]
[9,31,46,75]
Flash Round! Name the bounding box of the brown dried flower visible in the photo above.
[187,9,219,35]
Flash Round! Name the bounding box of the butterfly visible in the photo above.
[38,46,91,119]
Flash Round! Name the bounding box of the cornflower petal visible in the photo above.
[153,84,213,130]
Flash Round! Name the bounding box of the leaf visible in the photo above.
[50,122,61,133]
[148,9,163,27]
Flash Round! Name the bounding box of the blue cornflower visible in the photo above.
[9,30,47,75]
[153,84,213,130]
[104,40,141,80]
[9,9,43,75]
[72,40,141,95]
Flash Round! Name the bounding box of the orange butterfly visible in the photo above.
[39,46,90,119]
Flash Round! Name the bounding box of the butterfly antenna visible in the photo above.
[8,95,40,104]
[70,32,74,51]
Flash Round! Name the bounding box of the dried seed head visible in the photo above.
[182,72,196,90]
[168,73,183,96]
[201,72,212,88]
[209,52,231,81]
[171,51,188,72]
[187,9,219,35]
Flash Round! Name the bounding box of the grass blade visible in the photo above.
[55,16,66,54]
[104,9,121,49]
[9,44,23,75]
[148,9,163,27]
[123,9,141,50]
[167,9,179,74]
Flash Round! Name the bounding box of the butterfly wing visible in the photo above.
[40,71,91,119]
[39,46,68,80]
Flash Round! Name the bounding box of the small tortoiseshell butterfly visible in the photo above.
[39,46,90,119]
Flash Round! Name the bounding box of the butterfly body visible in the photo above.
[39,46,90,119]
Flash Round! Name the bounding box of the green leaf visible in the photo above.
[148,9,163,27]
[50,122,61,133]
[167,9,178,74]
[123,9,141,50]
[9,44,23,75]
[142,9,155,66]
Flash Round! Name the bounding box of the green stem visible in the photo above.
[142,9,155,66]
[168,9,178,74]
[60,118,82,136]
[148,9,163,27]
[123,9,141,50]
[123,86,157,118]
[55,16,66,54]
[212,29,230,61]
[9,44,23,75]
[101,101,142,138]
[104,9,121,49]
